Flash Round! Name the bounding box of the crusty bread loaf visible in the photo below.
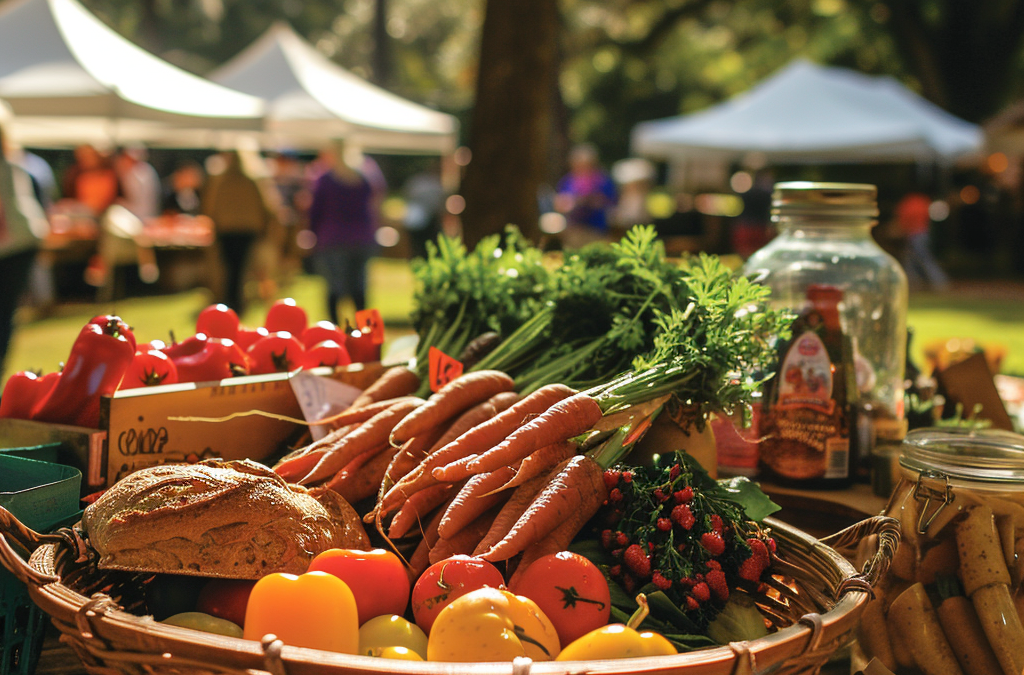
[83,459,369,578]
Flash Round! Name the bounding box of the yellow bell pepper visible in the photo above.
[556,593,677,661]
[427,587,561,662]
[243,571,358,654]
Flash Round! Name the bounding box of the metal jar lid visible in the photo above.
[899,427,1024,484]
[771,181,880,223]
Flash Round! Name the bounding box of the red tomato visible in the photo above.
[196,303,240,339]
[507,551,611,646]
[305,340,351,368]
[196,578,256,628]
[307,549,410,625]
[301,321,348,349]
[174,338,250,382]
[234,326,269,351]
[265,298,308,336]
[411,555,504,634]
[120,349,179,389]
[246,332,306,374]
[345,328,381,363]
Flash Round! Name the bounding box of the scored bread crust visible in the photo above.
[83,459,369,578]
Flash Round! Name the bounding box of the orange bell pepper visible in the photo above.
[243,571,358,654]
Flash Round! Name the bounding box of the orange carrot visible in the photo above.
[490,440,578,494]
[299,398,423,485]
[472,469,557,556]
[389,370,515,447]
[376,391,522,515]
[388,482,458,539]
[430,384,577,482]
[273,423,360,481]
[429,507,501,564]
[507,485,606,588]
[325,444,398,504]
[481,454,607,562]
[437,466,518,540]
[407,501,451,581]
[351,366,421,408]
[466,393,603,476]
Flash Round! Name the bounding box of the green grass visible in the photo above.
[4,260,1024,389]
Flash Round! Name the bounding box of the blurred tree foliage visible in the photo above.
[81,0,1024,242]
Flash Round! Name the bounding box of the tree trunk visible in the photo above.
[459,0,561,247]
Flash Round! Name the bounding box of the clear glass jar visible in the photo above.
[859,428,1024,674]
[742,182,909,481]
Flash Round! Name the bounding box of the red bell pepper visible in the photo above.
[0,371,60,420]
[31,316,136,428]
[161,333,209,359]
[172,338,250,383]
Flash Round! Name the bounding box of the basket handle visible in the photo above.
[820,515,901,591]
[0,505,63,587]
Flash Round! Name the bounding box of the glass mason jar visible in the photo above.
[859,428,1024,674]
[742,182,908,482]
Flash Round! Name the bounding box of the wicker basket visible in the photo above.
[0,506,897,675]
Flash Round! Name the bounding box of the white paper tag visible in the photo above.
[289,370,362,440]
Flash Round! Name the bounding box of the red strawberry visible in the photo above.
[709,514,724,534]
[603,470,620,490]
[692,582,711,603]
[621,470,633,483]
[684,596,700,611]
[615,531,631,546]
[600,529,615,549]
[656,517,672,532]
[610,487,623,502]
[671,503,696,530]
[652,571,672,591]
[706,569,729,601]
[624,544,652,578]
[706,559,722,571]
[669,463,681,480]
[674,486,694,503]
[701,531,726,556]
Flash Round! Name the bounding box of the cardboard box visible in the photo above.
[101,362,386,487]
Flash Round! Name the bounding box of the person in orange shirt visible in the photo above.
[895,191,949,291]
[62,144,119,217]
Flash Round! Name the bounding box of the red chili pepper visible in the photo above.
[32,316,136,428]
[0,371,60,420]
[173,338,250,383]
[120,349,179,389]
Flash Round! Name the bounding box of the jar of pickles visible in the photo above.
[858,428,1024,675]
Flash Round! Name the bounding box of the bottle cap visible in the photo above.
[771,182,879,224]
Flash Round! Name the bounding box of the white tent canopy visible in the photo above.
[0,0,265,147]
[210,22,458,154]
[631,59,983,164]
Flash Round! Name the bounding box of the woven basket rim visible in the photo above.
[22,515,879,675]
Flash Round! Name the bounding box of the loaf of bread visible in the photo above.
[83,459,369,578]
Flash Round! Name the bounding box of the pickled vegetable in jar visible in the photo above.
[859,428,1024,675]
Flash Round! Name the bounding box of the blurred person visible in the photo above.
[732,170,773,258]
[308,140,384,322]
[114,146,160,220]
[201,150,272,312]
[611,158,655,229]
[402,160,444,259]
[896,191,949,291]
[554,143,617,247]
[0,124,48,378]
[61,144,119,217]
[15,150,56,209]
[162,162,205,215]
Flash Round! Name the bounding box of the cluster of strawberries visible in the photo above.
[597,459,776,627]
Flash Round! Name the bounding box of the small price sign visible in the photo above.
[428,346,463,393]
[354,308,385,345]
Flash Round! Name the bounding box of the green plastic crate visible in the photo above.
[0,454,81,675]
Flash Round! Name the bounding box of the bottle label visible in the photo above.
[761,330,849,481]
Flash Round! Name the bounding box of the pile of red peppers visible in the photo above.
[0,315,135,428]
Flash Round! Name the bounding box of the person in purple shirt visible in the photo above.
[554,143,617,248]
[308,141,385,322]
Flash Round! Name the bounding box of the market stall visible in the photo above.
[208,22,458,154]
[0,212,1021,675]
